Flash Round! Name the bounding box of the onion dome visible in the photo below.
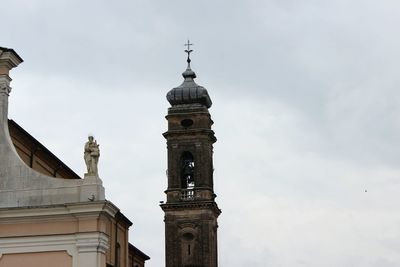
[166,41,212,108]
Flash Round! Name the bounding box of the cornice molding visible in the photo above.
[76,232,109,254]
[161,201,221,216]
[0,201,119,223]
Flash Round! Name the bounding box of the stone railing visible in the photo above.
[181,189,195,201]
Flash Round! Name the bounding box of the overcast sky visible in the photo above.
[3,0,400,266]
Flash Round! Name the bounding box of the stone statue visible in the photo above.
[84,136,100,176]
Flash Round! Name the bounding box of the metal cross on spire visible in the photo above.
[184,40,193,64]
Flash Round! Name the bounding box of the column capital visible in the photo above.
[76,232,109,254]
[0,76,11,96]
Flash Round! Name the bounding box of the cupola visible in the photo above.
[166,42,212,108]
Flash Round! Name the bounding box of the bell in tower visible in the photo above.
[161,41,221,267]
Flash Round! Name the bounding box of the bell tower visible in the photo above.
[161,42,221,267]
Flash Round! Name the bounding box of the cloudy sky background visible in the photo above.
[3,0,400,266]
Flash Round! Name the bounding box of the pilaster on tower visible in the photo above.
[161,42,221,267]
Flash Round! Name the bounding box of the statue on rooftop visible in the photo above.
[84,135,100,176]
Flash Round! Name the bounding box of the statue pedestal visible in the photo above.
[80,174,105,202]
[84,173,103,183]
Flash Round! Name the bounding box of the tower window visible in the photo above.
[181,118,193,128]
[182,232,194,241]
[181,151,195,188]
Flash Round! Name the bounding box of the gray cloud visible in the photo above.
[3,0,400,266]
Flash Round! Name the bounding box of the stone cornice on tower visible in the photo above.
[161,201,221,216]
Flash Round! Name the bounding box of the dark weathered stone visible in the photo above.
[161,63,220,267]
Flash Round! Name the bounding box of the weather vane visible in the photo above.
[184,40,193,64]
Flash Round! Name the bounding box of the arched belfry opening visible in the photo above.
[181,151,195,189]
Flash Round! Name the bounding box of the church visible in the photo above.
[0,44,221,267]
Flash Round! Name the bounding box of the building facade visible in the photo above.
[0,47,149,267]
